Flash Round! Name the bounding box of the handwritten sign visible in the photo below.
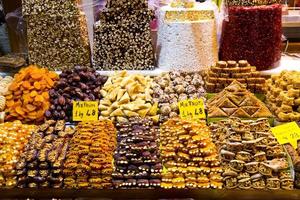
[178,99,206,120]
[271,122,300,149]
[73,101,98,121]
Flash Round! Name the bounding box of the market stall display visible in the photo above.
[205,60,266,93]
[45,66,107,121]
[207,81,272,118]
[0,121,36,188]
[16,120,74,188]
[23,0,91,70]
[5,65,59,123]
[63,120,116,189]
[219,2,282,70]
[210,117,294,190]
[99,71,158,123]
[160,118,223,189]
[113,117,161,188]
[265,71,300,122]
[157,1,218,72]
[93,0,155,70]
[152,71,206,122]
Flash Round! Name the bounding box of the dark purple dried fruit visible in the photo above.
[58,96,66,106]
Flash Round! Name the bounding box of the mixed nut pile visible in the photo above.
[210,118,293,190]
[152,72,206,122]
[16,120,74,188]
[46,66,107,121]
[113,117,162,188]
[63,121,116,189]
[160,118,223,189]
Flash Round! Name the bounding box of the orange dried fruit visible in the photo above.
[48,72,58,79]
[41,92,49,100]
[33,82,41,90]
[45,77,54,88]
[15,106,25,116]
[31,73,42,80]
[30,91,38,98]
[26,104,36,112]
[22,81,31,89]
[34,95,44,102]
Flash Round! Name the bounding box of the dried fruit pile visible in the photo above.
[0,76,13,112]
[160,118,222,189]
[219,4,282,70]
[205,60,266,93]
[5,65,59,123]
[99,71,158,123]
[210,118,293,190]
[16,120,74,188]
[63,120,116,189]
[93,0,155,70]
[0,121,36,188]
[113,117,161,188]
[266,71,300,122]
[46,66,107,121]
[23,0,90,70]
[207,81,272,118]
[152,72,205,122]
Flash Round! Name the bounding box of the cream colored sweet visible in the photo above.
[157,2,218,72]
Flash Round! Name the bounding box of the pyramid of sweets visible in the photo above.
[16,120,74,188]
[63,120,116,189]
[160,118,223,189]
[0,121,36,188]
[210,118,293,190]
[266,71,300,122]
[205,60,266,93]
[23,0,90,70]
[93,0,155,70]
[207,81,272,118]
[112,117,161,188]
[152,71,206,122]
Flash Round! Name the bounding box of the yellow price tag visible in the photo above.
[271,122,300,149]
[73,101,98,121]
[178,99,206,120]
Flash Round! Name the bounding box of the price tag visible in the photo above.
[178,99,206,120]
[73,101,98,121]
[271,122,300,149]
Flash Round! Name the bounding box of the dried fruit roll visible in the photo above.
[210,117,293,190]
[16,120,74,188]
[46,66,107,121]
[5,65,59,123]
[63,120,116,189]
[160,118,222,189]
[0,121,36,188]
[112,117,162,188]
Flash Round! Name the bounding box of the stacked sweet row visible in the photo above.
[0,117,294,189]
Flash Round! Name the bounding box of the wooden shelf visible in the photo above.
[0,189,300,199]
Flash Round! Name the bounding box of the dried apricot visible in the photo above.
[33,82,41,90]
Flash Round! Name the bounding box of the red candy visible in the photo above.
[220,4,282,70]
